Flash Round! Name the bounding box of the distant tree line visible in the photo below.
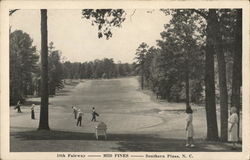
[9,30,134,105]
[62,59,134,79]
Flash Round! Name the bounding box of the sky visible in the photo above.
[10,9,171,63]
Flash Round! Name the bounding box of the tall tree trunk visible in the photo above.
[18,68,23,100]
[141,64,144,90]
[204,10,219,141]
[38,78,41,97]
[231,9,242,139]
[185,56,190,109]
[212,10,228,142]
[38,9,50,130]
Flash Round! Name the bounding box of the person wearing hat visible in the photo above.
[76,109,83,127]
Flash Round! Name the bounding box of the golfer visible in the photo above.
[31,104,35,119]
[72,106,78,119]
[76,109,83,127]
[15,100,22,113]
[91,107,99,122]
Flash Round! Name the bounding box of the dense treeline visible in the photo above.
[62,59,134,79]
[134,10,205,104]
[10,30,39,104]
[134,9,242,141]
[48,42,64,95]
[9,30,134,105]
[9,31,65,104]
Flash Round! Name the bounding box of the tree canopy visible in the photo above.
[82,9,126,39]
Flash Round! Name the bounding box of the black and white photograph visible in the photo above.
[1,1,250,160]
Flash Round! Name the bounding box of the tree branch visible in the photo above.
[130,9,136,22]
[192,9,208,19]
[9,9,19,16]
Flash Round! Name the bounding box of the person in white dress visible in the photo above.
[228,107,238,149]
[185,107,195,147]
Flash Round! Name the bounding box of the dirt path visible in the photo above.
[10,77,241,152]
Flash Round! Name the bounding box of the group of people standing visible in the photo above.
[72,106,99,127]
[15,100,36,120]
[185,106,239,149]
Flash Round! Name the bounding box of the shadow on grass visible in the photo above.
[55,89,72,96]
[64,81,80,86]
[24,100,41,105]
[10,130,241,152]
